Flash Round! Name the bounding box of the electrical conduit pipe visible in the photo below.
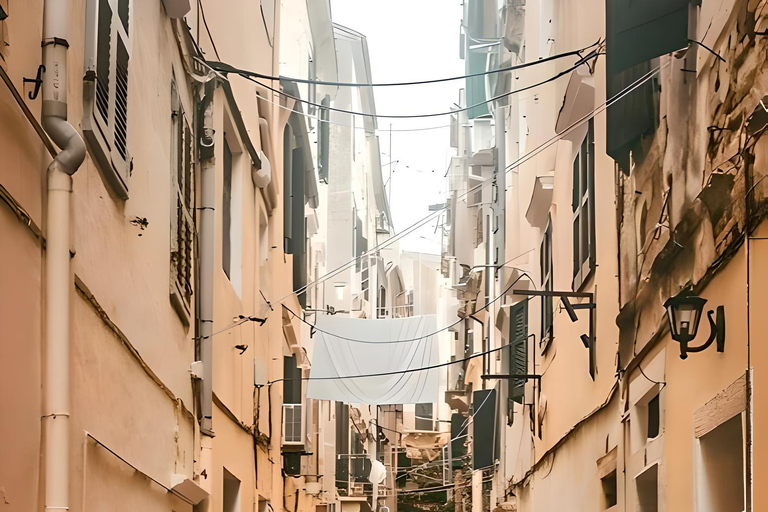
[41,1,86,511]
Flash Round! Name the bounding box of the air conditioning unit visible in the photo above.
[350,483,365,497]
[282,404,304,445]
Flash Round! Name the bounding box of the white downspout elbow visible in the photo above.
[41,1,86,512]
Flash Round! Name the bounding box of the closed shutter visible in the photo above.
[450,413,467,469]
[170,83,195,320]
[318,95,330,183]
[335,402,350,493]
[572,120,596,290]
[95,0,111,124]
[83,0,132,199]
[606,0,689,74]
[114,36,129,160]
[223,139,233,279]
[471,388,497,470]
[508,300,528,407]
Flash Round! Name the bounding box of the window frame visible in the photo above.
[572,119,596,290]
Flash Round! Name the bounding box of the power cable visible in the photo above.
[206,41,600,88]
[202,61,663,342]
[231,50,603,119]
[197,0,221,60]
[285,269,532,344]
[268,341,510,385]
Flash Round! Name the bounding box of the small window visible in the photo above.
[169,81,194,323]
[377,286,387,318]
[540,218,553,346]
[636,464,659,512]
[647,394,660,439]
[222,468,241,512]
[601,470,618,508]
[572,119,596,289]
[83,0,132,199]
[222,138,233,280]
[414,403,434,431]
[318,95,331,183]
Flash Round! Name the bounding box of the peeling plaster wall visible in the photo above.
[617,0,768,364]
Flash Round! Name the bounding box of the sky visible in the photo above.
[330,0,464,254]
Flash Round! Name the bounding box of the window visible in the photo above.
[83,0,132,199]
[222,138,233,280]
[601,470,618,508]
[335,402,350,494]
[636,463,659,512]
[169,82,194,323]
[415,403,435,431]
[318,95,331,183]
[222,468,241,512]
[540,218,553,345]
[696,415,745,511]
[353,211,366,272]
[572,119,595,289]
[507,300,528,423]
[647,394,660,439]
[377,286,387,318]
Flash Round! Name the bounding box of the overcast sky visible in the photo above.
[330,0,464,254]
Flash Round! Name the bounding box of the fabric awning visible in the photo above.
[306,315,440,404]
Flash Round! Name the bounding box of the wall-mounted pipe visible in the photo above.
[198,81,216,436]
[40,1,87,511]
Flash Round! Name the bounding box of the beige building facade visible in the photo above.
[0,0,320,511]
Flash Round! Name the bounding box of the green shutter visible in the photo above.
[508,300,528,406]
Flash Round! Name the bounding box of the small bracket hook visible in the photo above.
[23,65,45,101]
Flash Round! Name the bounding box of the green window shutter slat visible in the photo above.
[114,35,129,160]
[95,0,112,125]
[508,300,528,405]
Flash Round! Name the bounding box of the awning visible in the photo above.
[306,315,441,404]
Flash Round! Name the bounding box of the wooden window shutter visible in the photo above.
[508,300,528,407]
[95,0,112,125]
[83,0,132,199]
[114,35,129,160]
[169,83,195,322]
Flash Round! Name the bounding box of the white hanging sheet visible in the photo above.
[306,315,440,405]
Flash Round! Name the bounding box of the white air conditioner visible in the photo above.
[350,483,365,497]
[282,404,304,445]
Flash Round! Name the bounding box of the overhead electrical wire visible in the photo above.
[268,341,511,384]
[206,40,600,88]
[229,50,603,119]
[284,268,533,344]
[204,59,663,342]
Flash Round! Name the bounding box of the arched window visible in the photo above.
[377,286,387,318]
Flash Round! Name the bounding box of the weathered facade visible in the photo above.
[441,0,768,511]
[0,0,318,511]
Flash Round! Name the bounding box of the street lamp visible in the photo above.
[663,290,725,359]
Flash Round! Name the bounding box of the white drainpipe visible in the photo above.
[41,1,86,511]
